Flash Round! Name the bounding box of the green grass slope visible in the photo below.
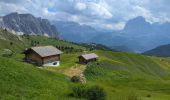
[0,29,27,52]
[95,51,170,77]
[22,35,85,50]
[42,50,170,100]
[84,50,170,100]
[0,28,85,55]
[1,29,170,100]
[0,56,78,100]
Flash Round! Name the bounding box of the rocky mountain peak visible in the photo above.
[123,16,152,35]
[0,12,59,38]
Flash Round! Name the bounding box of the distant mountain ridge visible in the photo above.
[52,21,132,52]
[53,16,170,53]
[2,12,170,53]
[0,12,58,37]
[121,16,170,52]
[52,21,101,42]
[123,16,152,35]
[143,44,170,57]
[123,16,170,36]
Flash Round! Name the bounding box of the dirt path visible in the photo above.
[64,64,86,77]
[64,64,87,83]
[45,64,87,83]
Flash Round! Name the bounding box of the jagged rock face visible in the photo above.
[0,12,58,37]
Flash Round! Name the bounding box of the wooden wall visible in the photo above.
[43,55,60,64]
[26,51,42,65]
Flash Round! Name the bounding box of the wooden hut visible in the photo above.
[24,46,62,66]
[79,53,98,64]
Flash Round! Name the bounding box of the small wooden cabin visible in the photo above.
[24,46,62,67]
[79,53,98,64]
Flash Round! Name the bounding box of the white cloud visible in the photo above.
[75,2,87,11]
[87,2,113,19]
[113,22,125,30]
[0,0,170,30]
[104,24,114,30]
[0,2,28,15]
[131,5,154,22]
[69,15,80,22]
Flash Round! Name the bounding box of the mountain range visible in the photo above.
[123,16,170,38]
[122,16,170,52]
[52,16,170,52]
[1,12,170,53]
[0,12,58,37]
[51,21,101,42]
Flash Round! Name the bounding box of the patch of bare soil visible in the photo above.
[64,64,86,77]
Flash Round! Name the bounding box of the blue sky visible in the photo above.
[0,0,170,30]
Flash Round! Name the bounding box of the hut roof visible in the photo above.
[80,53,98,60]
[31,46,62,57]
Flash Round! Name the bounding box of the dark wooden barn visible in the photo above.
[24,46,62,66]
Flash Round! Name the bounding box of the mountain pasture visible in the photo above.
[1,29,170,99]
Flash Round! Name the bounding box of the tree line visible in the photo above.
[22,35,84,53]
[56,45,83,53]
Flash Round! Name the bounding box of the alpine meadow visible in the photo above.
[1,0,170,100]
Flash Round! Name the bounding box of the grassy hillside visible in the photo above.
[0,29,85,57]
[1,29,170,99]
[0,29,27,52]
[46,50,170,100]
[22,35,85,50]
[95,51,170,77]
[84,51,170,100]
[0,57,77,100]
[2,49,170,100]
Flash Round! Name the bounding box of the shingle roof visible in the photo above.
[81,53,98,60]
[31,46,62,57]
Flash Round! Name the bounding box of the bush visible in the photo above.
[71,76,81,83]
[71,85,106,100]
[72,84,87,98]
[10,42,13,46]
[146,94,151,98]
[86,85,106,100]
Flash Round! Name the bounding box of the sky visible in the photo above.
[0,0,170,30]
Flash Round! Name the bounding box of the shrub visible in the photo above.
[71,85,106,100]
[146,94,151,98]
[10,42,13,46]
[71,84,87,98]
[86,85,106,100]
[71,76,81,83]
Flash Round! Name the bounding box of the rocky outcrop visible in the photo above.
[0,12,58,38]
